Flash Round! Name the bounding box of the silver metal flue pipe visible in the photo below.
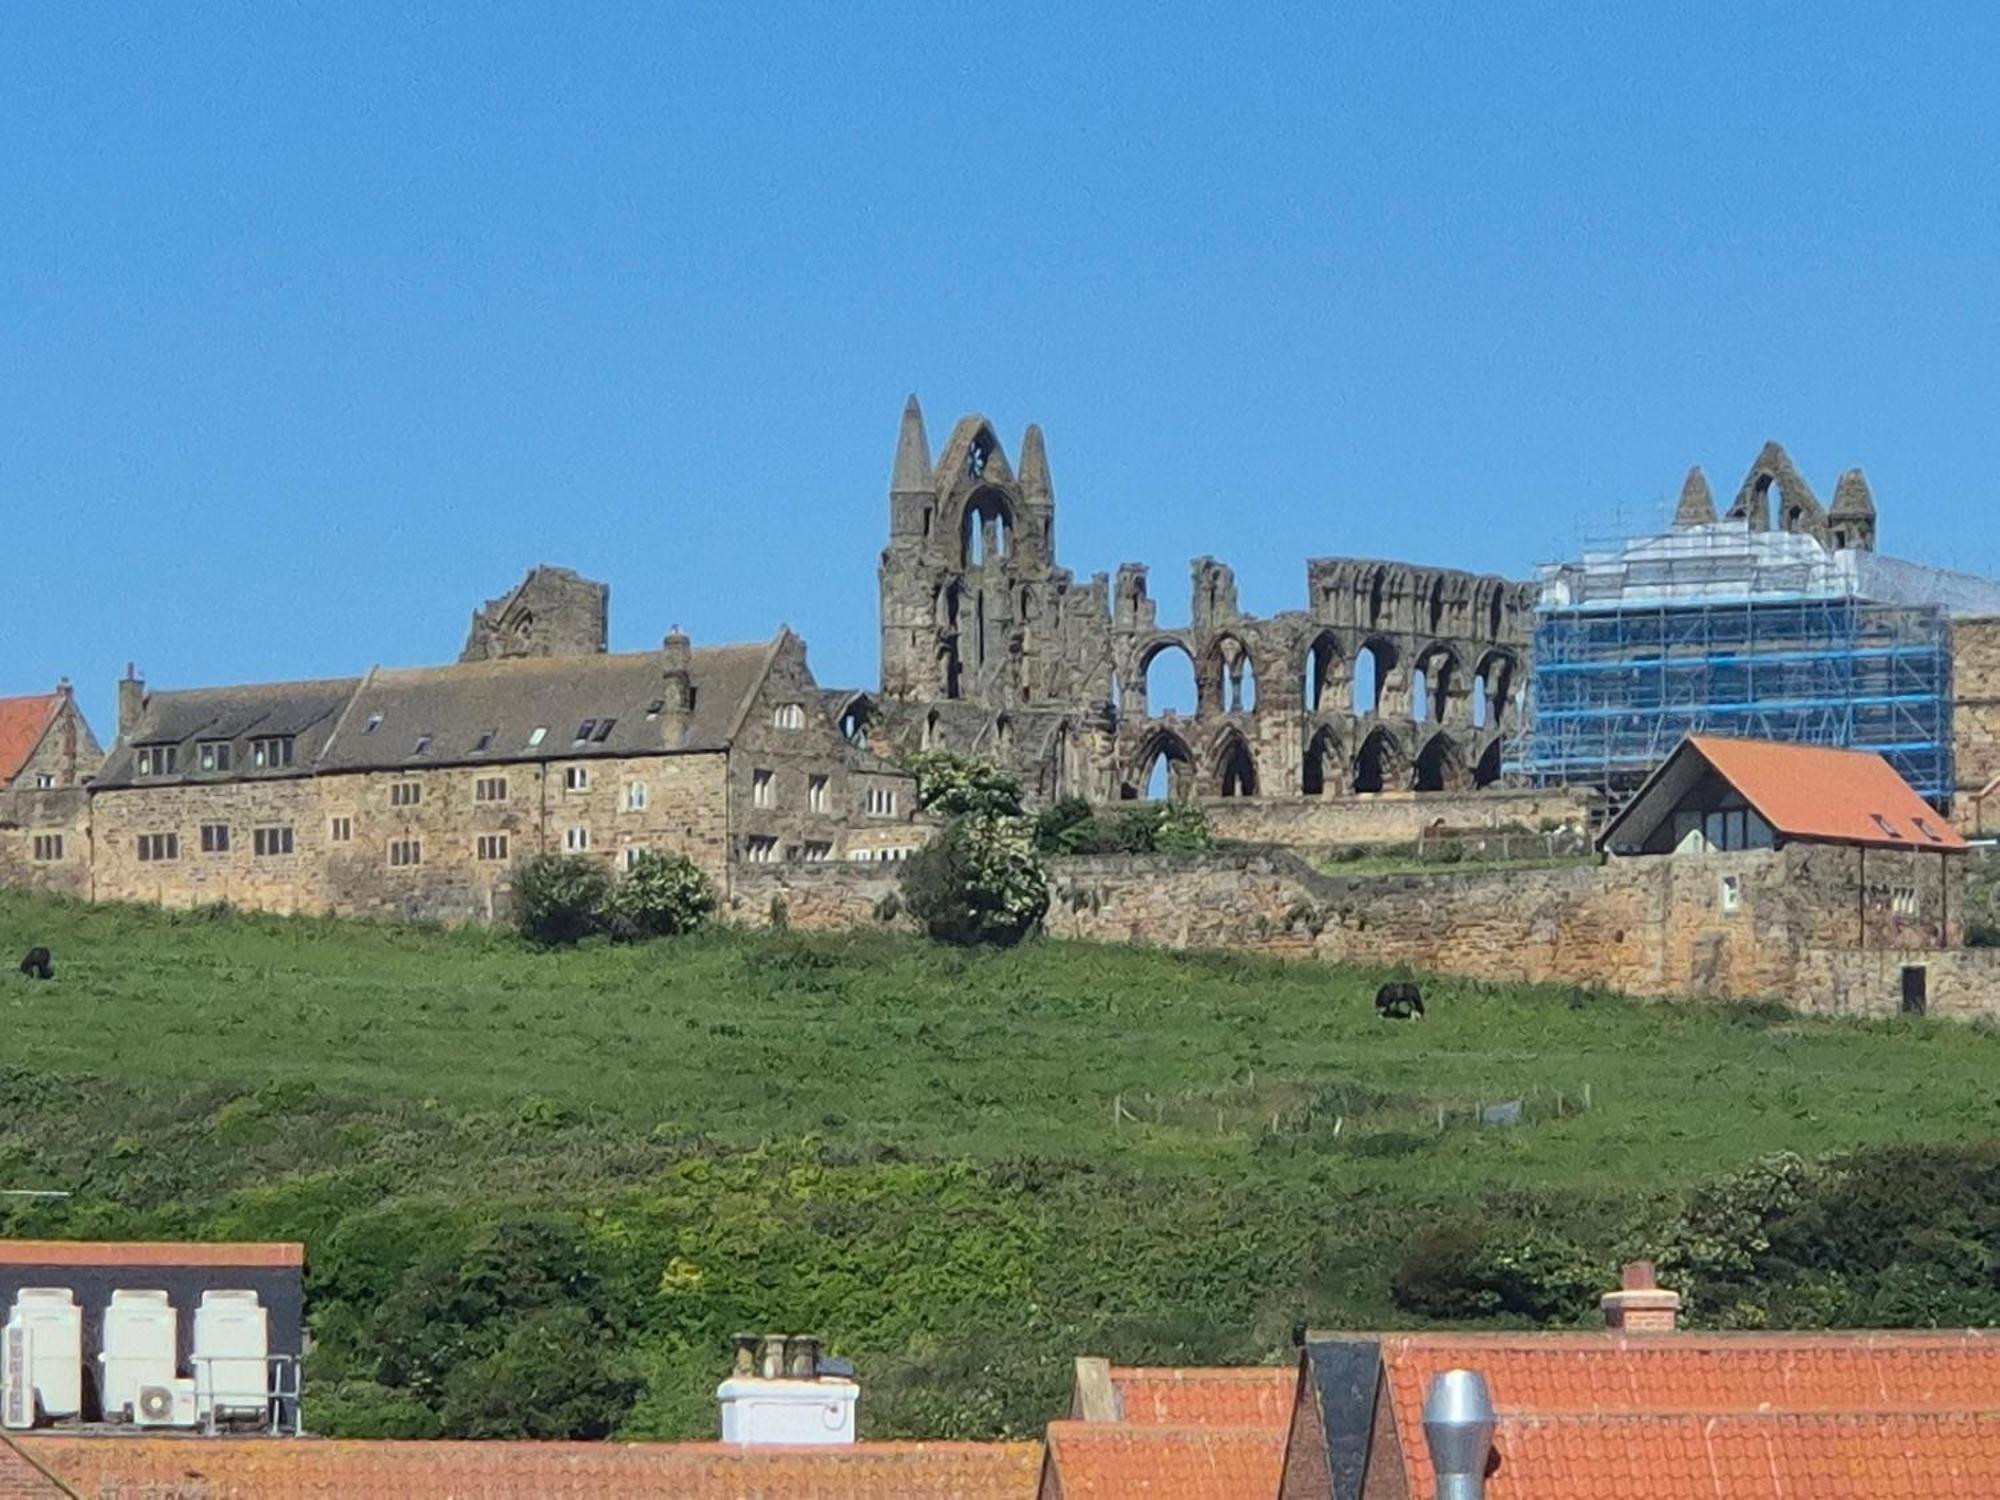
[1422,1368,1496,1500]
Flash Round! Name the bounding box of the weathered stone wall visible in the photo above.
[1796,946,2000,1020]
[1042,844,1965,1007]
[0,788,92,899]
[1199,788,1590,848]
[731,635,924,865]
[90,753,732,921]
[1954,616,2000,830]
[728,863,910,933]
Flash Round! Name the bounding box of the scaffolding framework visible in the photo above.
[1521,596,1953,808]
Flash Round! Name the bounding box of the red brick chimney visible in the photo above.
[1602,1261,1681,1332]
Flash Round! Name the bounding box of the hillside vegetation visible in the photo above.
[2,890,1997,1439]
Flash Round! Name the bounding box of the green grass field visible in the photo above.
[1,889,1995,1438]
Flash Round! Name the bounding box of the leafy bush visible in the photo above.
[1152,801,1214,853]
[1033,799,1214,856]
[901,814,1049,947]
[610,851,714,939]
[513,855,613,946]
[904,751,1024,818]
[438,1305,641,1440]
[1391,1220,1601,1322]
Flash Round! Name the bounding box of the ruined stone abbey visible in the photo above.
[859,398,1534,806]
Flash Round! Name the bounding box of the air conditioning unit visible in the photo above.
[134,1379,198,1428]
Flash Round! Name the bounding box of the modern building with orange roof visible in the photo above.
[1599,735,1968,858]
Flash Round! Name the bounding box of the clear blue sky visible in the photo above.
[7,3,1998,735]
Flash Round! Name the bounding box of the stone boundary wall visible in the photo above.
[728,862,910,933]
[1198,787,1592,849]
[1795,947,2000,1021]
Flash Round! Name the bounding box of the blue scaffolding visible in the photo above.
[1522,595,1954,807]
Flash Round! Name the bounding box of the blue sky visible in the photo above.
[6,3,1998,735]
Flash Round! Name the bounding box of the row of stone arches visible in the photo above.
[1124,724,1506,801]
[1120,631,1521,728]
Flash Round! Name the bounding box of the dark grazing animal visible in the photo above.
[1374,981,1423,1020]
[18,946,53,981]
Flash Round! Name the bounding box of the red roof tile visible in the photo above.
[1380,1331,2000,1500]
[0,1240,304,1270]
[0,695,60,788]
[1687,736,1965,851]
[1041,1422,1285,1500]
[21,1437,1042,1499]
[1106,1368,1296,1430]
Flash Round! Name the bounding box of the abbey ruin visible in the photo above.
[857,397,1536,806]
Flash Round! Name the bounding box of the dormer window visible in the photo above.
[136,745,178,777]
[197,741,232,773]
[250,736,294,769]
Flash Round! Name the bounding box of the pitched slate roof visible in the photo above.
[94,678,362,789]
[1376,1330,2000,1500]
[1104,1368,1296,1429]
[1039,1422,1286,1500]
[314,640,779,773]
[18,1437,1043,1499]
[1599,735,1966,854]
[0,694,63,787]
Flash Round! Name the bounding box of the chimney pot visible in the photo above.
[730,1333,758,1378]
[760,1333,787,1381]
[1603,1263,1682,1332]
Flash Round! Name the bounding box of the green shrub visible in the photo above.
[1391,1220,1600,1322]
[1033,797,1096,854]
[513,855,612,946]
[438,1305,641,1440]
[901,815,1049,947]
[1153,801,1214,853]
[904,752,1024,818]
[610,851,714,939]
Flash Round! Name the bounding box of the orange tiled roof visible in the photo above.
[1041,1422,1285,1500]
[1106,1368,1296,1430]
[1686,735,1967,851]
[0,1240,304,1270]
[1380,1331,2000,1500]
[0,694,60,788]
[19,1436,1043,1500]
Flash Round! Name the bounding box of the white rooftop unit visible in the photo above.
[100,1289,179,1422]
[4,1288,82,1424]
[716,1333,858,1446]
[193,1289,268,1423]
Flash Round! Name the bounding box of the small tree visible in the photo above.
[904,751,1025,819]
[512,854,612,946]
[902,813,1049,947]
[610,851,715,939]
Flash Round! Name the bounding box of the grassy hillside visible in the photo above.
[1,890,1995,1439]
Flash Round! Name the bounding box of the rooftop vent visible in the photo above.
[1422,1368,1495,1500]
[716,1333,857,1446]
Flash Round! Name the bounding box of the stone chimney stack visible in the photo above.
[660,631,693,747]
[1602,1261,1681,1332]
[117,664,145,741]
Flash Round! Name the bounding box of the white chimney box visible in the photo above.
[716,1334,857,1445]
